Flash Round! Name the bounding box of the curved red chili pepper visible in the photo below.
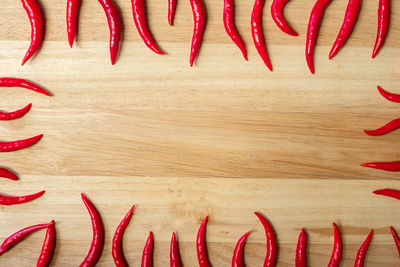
[364,118,400,136]
[327,223,342,267]
[0,167,18,180]
[329,0,361,59]
[0,222,48,255]
[189,0,206,67]
[67,0,80,48]
[80,193,104,267]
[232,231,251,267]
[197,216,211,267]
[112,205,135,267]
[254,212,277,267]
[377,86,400,103]
[131,0,164,55]
[305,0,332,74]
[271,0,298,36]
[168,0,177,25]
[223,0,247,60]
[0,78,50,96]
[0,134,43,152]
[98,0,121,65]
[354,230,373,267]
[295,228,307,267]
[251,0,272,71]
[361,161,400,172]
[0,103,32,121]
[0,190,45,205]
[372,0,390,58]
[373,188,400,200]
[21,0,44,65]
[390,226,400,258]
[170,232,182,267]
[142,231,154,267]
[37,220,56,267]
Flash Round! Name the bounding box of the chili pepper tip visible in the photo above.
[0,168,19,180]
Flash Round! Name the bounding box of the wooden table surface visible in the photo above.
[0,0,399,266]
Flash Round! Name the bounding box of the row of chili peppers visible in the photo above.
[17,0,390,71]
[1,191,400,266]
[0,77,50,206]
[361,86,400,172]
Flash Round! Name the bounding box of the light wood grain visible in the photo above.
[0,0,399,266]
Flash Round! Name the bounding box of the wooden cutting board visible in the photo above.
[0,0,399,266]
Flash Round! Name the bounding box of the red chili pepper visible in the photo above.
[189,0,206,67]
[0,78,50,96]
[197,216,211,267]
[67,0,80,48]
[20,0,44,65]
[354,230,373,267]
[98,0,121,65]
[223,0,247,60]
[361,161,400,172]
[364,118,400,136]
[170,232,182,267]
[372,0,390,58]
[0,103,32,121]
[0,222,48,255]
[327,223,342,267]
[377,86,400,103]
[271,0,298,36]
[390,226,400,258]
[0,134,43,152]
[373,188,400,200]
[254,212,277,267]
[80,193,104,267]
[329,0,361,59]
[295,228,307,267]
[112,205,135,267]
[142,232,154,267]
[232,231,251,267]
[131,0,164,55]
[37,220,56,267]
[0,167,18,180]
[0,190,45,205]
[251,0,272,71]
[305,0,332,74]
[168,0,177,25]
